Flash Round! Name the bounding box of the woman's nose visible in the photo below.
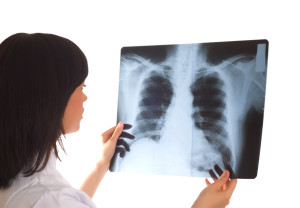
[83,93,88,102]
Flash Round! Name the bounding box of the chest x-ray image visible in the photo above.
[110,40,269,179]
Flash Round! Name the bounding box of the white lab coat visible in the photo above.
[0,153,97,208]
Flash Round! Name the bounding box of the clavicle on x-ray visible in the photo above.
[110,40,269,179]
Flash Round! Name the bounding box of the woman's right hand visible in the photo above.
[100,122,134,164]
[191,170,237,208]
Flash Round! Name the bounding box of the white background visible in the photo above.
[1,1,299,207]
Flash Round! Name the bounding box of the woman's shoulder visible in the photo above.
[2,186,94,208]
[0,168,97,208]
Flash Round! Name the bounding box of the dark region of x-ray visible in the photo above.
[110,40,269,179]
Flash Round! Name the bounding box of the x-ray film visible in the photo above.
[110,40,269,179]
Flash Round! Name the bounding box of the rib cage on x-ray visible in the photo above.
[111,40,268,178]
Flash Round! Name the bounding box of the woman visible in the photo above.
[0,33,237,208]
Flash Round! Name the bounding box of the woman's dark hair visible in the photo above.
[0,33,88,189]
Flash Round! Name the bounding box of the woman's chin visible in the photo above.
[65,124,81,135]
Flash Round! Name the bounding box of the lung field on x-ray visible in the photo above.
[134,70,174,141]
[111,40,268,179]
[190,71,233,172]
